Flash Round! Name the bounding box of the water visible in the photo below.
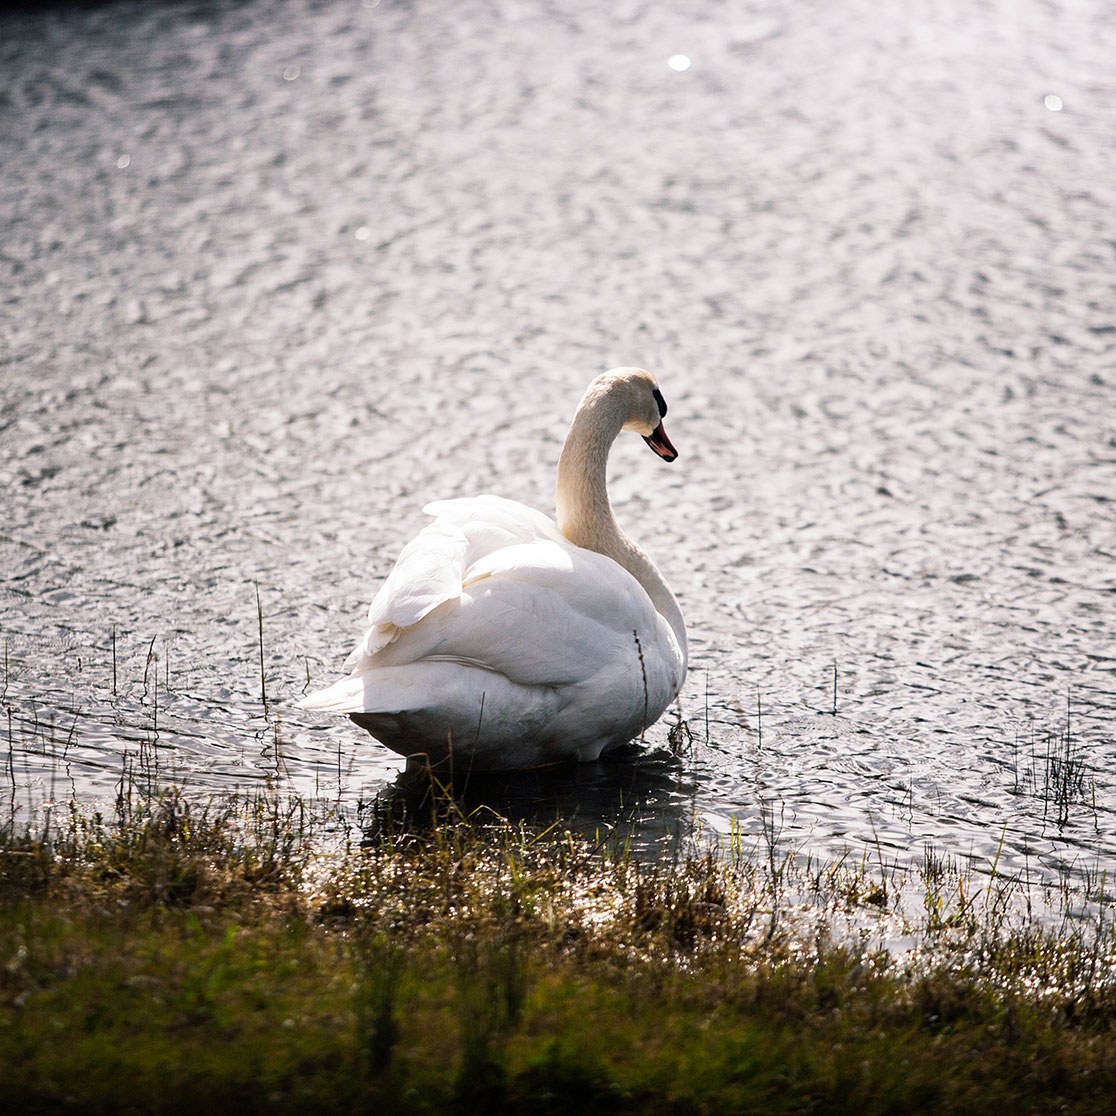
[2,0,1114,889]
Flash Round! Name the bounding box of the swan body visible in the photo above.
[298,367,687,771]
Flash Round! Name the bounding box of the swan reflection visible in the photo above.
[360,746,695,861]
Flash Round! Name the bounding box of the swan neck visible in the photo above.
[555,387,688,670]
[555,394,623,553]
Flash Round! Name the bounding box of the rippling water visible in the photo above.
[2,0,1114,891]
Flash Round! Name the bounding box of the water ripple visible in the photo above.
[1,0,1114,898]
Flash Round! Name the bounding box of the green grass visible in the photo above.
[3,781,1116,1115]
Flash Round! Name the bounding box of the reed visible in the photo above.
[1043,711,1091,830]
[255,580,269,717]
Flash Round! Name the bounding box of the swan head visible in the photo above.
[603,367,678,462]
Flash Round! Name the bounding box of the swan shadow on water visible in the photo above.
[358,744,696,863]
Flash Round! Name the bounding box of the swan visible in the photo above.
[297,367,687,771]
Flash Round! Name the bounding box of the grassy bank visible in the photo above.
[3,782,1116,1115]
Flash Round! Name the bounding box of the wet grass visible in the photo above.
[3,776,1116,1115]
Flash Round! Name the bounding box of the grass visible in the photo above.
[3,772,1116,1115]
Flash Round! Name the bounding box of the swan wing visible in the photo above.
[423,493,567,545]
[375,541,671,685]
[341,496,566,672]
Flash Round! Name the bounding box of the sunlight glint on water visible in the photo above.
[0,0,1113,906]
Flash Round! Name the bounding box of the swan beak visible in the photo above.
[643,422,678,462]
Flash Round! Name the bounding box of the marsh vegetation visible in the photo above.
[3,768,1116,1114]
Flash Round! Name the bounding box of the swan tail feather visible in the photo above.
[296,675,368,713]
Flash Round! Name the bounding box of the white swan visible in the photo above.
[297,367,687,771]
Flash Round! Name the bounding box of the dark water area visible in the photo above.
[2,0,1114,892]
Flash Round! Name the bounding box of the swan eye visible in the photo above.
[652,388,667,418]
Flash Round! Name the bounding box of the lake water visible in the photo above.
[2,0,1114,895]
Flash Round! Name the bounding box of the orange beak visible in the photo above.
[643,422,677,462]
